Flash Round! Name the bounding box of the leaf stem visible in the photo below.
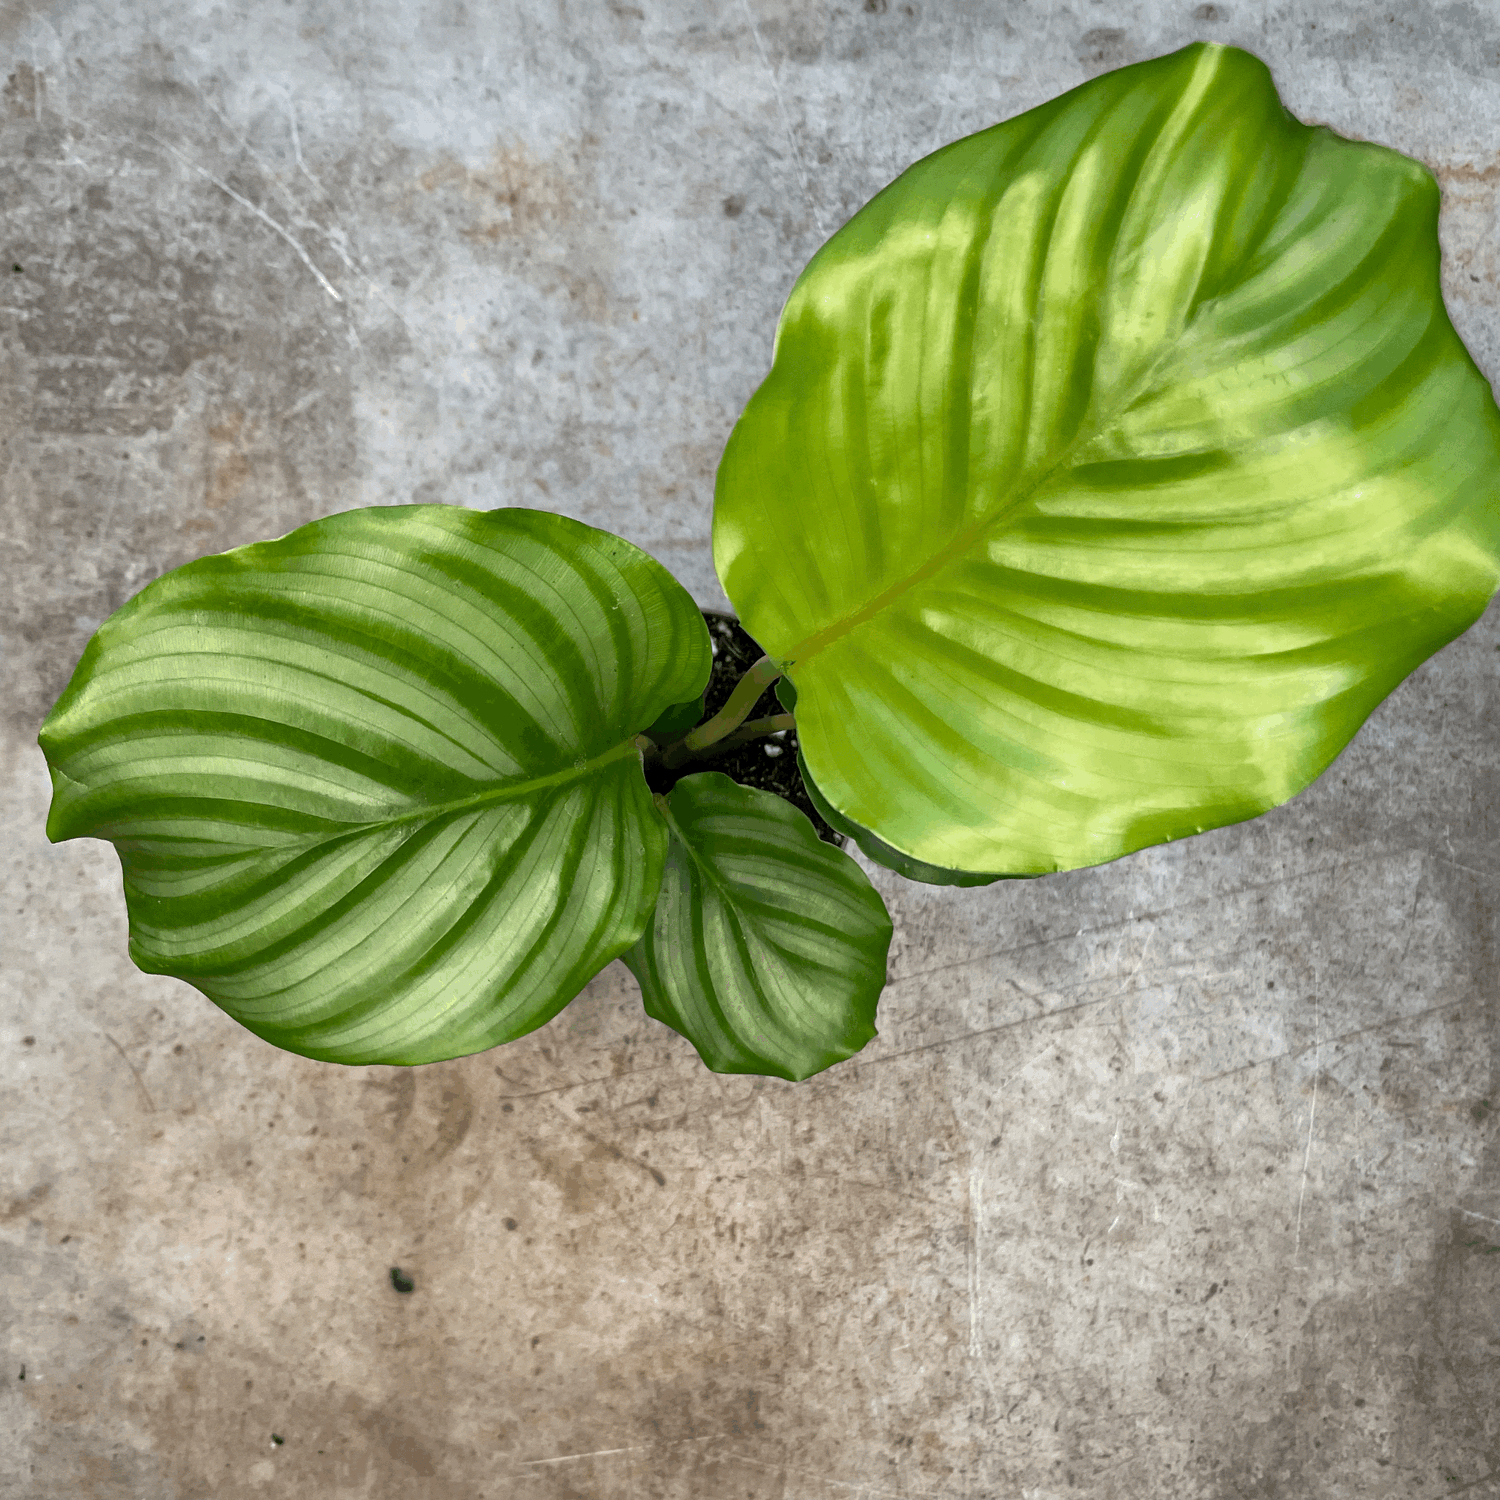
[662,655,782,768]
[697,713,795,758]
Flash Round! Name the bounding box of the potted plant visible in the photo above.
[36,43,1500,1085]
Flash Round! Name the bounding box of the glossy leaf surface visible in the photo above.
[624,773,891,1081]
[41,506,711,1064]
[716,42,1500,877]
[776,676,1000,886]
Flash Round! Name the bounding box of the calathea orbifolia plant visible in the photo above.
[39,44,1500,1081]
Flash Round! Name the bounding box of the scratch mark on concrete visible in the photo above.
[1124,924,1156,986]
[285,94,329,198]
[148,135,343,302]
[736,0,827,236]
[495,1060,680,1103]
[1199,1000,1464,1086]
[1460,1208,1500,1230]
[967,1166,982,1360]
[518,1435,719,1467]
[885,860,1364,987]
[520,1443,646,1465]
[855,989,1133,1071]
[1442,1472,1499,1497]
[280,389,323,420]
[194,84,416,339]
[1293,971,1319,1269]
[103,1032,155,1114]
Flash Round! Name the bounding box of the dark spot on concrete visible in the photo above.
[1076,27,1133,75]
[17,1365,23,1380]
[270,1434,283,1446]
[501,1102,513,1113]
[385,1430,436,1476]
[863,0,887,12]
[722,194,746,218]
[21,1036,34,1045]
[2,1182,51,1223]
[10,263,20,273]
[1193,2,1226,19]
[3,63,39,118]
[504,1217,518,1230]
[531,1335,541,1347]
[389,1266,415,1294]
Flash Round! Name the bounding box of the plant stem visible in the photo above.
[661,655,782,768]
[697,713,795,758]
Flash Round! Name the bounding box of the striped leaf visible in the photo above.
[714,42,1500,878]
[40,506,711,1065]
[624,772,892,1081]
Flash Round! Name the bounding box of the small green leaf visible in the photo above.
[40,505,711,1065]
[715,42,1500,877]
[624,772,892,1081]
[642,693,706,743]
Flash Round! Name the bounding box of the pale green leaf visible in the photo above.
[715,42,1500,877]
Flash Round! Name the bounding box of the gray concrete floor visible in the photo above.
[3,2,1499,1497]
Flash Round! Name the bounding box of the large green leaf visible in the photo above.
[624,773,891,1081]
[40,506,711,1064]
[715,42,1500,878]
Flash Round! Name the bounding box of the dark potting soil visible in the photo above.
[644,611,844,848]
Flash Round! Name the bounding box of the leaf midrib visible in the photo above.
[780,383,1154,670]
[365,735,642,832]
[658,795,781,971]
[775,126,1286,672]
[84,736,643,855]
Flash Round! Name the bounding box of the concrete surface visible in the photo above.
[3,2,1499,1497]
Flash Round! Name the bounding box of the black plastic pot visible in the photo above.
[644,611,843,847]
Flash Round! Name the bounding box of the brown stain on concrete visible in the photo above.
[1433,154,1500,304]
[421,143,582,242]
[1,1181,51,1223]
[415,140,617,322]
[1435,157,1500,189]
[204,410,253,512]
